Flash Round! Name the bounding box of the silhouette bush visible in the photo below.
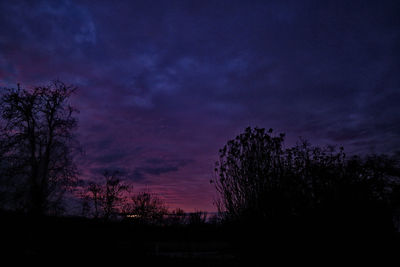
[213,127,400,234]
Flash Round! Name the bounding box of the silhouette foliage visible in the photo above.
[213,127,400,233]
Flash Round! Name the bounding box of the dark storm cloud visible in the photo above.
[131,158,193,182]
[1,0,399,210]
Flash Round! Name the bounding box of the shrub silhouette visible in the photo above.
[213,127,400,234]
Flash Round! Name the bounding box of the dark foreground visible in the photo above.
[1,211,399,265]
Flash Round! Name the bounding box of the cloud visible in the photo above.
[130,158,193,182]
[75,20,96,44]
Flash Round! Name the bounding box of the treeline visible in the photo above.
[78,170,210,225]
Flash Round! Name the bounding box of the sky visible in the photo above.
[0,0,399,212]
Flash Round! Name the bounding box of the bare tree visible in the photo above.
[167,208,187,225]
[0,80,79,215]
[81,170,128,220]
[188,210,208,225]
[124,191,168,225]
[87,182,102,218]
[213,127,286,222]
[101,170,128,220]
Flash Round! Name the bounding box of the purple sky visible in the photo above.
[0,0,399,212]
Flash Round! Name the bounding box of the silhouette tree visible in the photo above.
[81,170,128,219]
[101,170,128,220]
[213,127,286,223]
[167,208,187,225]
[188,210,208,225]
[124,191,168,225]
[86,182,102,218]
[0,80,79,215]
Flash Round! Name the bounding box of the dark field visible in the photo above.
[0,211,237,265]
[1,211,399,266]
